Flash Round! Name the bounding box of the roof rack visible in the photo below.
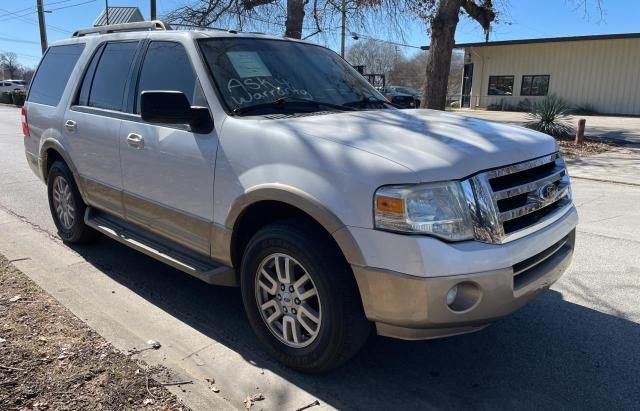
[72,20,170,37]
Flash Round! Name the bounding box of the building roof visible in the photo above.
[94,6,144,26]
[455,32,640,48]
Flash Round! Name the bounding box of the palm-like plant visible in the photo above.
[526,95,574,138]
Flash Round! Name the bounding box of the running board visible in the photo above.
[84,208,237,286]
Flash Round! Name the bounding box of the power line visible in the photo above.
[0,1,95,26]
[0,8,71,34]
[0,36,42,45]
[0,0,78,20]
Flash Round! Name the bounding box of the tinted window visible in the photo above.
[136,41,205,113]
[76,45,103,107]
[89,42,138,111]
[521,75,550,96]
[488,75,514,96]
[28,44,84,106]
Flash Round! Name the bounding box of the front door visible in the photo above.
[120,40,218,256]
[64,41,141,218]
[462,63,474,108]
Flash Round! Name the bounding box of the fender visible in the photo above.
[225,183,366,267]
[39,139,89,203]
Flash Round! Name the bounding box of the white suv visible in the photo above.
[23,21,577,372]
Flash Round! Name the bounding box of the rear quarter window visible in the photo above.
[28,43,85,106]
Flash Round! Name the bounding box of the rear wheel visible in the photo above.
[47,160,96,243]
[240,220,371,373]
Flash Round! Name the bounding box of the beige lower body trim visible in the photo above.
[353,230,575,340]
[77,176,221,259]
[79,177,126,220]
[123,193,211,256]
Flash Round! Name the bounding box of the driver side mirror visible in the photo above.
[140,91,213,133]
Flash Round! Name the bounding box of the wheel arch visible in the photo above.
[40,140,87,203]
[226,184,366,274]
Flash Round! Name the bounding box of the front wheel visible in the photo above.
[240,220,371,373]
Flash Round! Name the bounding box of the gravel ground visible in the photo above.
[557,136,621,158]
[0,255,191,411]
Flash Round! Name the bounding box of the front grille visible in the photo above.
[512,234,570,290]
[462,153,573,244]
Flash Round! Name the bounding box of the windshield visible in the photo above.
[198,38,389,114]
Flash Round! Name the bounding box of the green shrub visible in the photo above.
[487,98,514,111]
[572,103,599,115]
[450,101,460,109]
[11,90,26,107]
[0,92,12,104]
[516,99,532,112]
[526,94,574,138]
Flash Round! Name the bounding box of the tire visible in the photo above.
[47,160,96,244]
[240,219,371,373]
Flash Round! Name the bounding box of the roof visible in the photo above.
[455,32,640,48]
[94,7,144,26]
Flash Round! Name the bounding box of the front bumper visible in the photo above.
[351,218,576,340]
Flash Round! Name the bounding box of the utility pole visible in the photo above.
[105,0,110,25]
[150,0,157,20]
[340,0,346,57]
[36,0,48,53]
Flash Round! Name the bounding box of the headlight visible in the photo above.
[374,181,473,241]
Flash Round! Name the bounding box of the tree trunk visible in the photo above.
[285,0,305,39]
[421,0,462,110]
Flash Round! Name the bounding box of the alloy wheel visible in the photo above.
[255,253,322,348]
[52,176,75,230]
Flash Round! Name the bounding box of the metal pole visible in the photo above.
[105,0,109,25]
[575,119,586,145]
[340,0,346,57]
[150,0,157,20]
[36,0,48,54]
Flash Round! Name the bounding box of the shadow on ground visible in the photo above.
[69,237,638,410]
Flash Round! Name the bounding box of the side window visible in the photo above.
[136,41,206,113]
[28,44,85,106]
[76,45,104,107]
[86,42,138,111]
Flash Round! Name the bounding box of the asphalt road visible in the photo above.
[2,105,639,409]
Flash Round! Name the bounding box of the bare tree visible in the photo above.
[0,52,21,79]
[416,0,496,110]
[346,39,403,75]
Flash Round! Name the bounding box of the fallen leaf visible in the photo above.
[9,295,21,302]
[38,336,48,343]
[143,398,154,406]
[244,393,265,408]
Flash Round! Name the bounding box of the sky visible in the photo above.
[0,0,639,68]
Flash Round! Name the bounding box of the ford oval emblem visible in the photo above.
[538,183,558,202]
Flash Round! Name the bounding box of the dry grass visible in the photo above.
[0,256,190,411]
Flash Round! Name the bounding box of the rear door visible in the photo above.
[64,40,141,218]
[120,40,218,255]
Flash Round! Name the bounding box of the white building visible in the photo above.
[458,33,640,115]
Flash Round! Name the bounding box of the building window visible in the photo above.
[488,76,514,96]
[521,75,550,96]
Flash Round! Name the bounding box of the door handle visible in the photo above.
[64,120,77,131]
[126,133,144,149]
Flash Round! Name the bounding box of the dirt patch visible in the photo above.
[0,255,190,410]
[557,136,621,158]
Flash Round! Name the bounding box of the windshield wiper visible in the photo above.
[233,96,356,115]
[342,96,397,109]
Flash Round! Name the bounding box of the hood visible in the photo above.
[265,109,558,181]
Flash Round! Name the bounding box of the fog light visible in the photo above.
[446,286,459,306]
